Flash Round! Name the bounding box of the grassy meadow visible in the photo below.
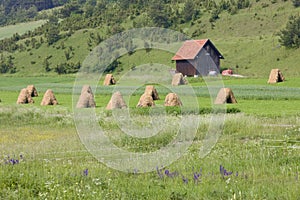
[0,74,300,199]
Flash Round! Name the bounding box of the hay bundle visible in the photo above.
[26,85,38,97]
[76,85,96,108]
[164,93,182,106]
[172,73,188,86]
[214,88,237,104]
[267,69,285,84]
[144,85,159,100]
[17,88,34,104]
[106,91,127,110]
[103,74,116,86]
[41,89,58,106]
[136,93,155,107]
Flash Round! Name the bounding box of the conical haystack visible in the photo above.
[76,85,96,108]
[214,88,237,104]
[164,93,182,106]
[106,91,127,110]
[267,69,285,84]
[26,85,38,97]
[172,73,188,86]
[136,93,155,107]
[103,74,116,86]
[41,89,58,106]
[144,85,159,100]
[17,88,34,104]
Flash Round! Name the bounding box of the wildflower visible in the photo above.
[182,176,188,184]
[83,168,88,176]
[220,165,233,177]
[156,166,163,179]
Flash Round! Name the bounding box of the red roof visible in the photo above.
[172,39,223,60]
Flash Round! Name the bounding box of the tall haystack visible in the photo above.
[172,73,188,86]
[267,69,285,84]
[26,85,38,97]
[76,85,96,108]
[214,88,237,104]
[144,85,159,100]
[17,88,34,104]
[41,89,58,106]
[103,74,116,86]
[106,91,127,110]
[136,94,155,107]
[164,93,182,106]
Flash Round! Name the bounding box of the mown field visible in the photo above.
[0,75,299,199]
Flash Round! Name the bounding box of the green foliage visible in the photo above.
[279,15,300,48]
[292,0,300,7]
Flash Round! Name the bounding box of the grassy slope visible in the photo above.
[1,0,300,77]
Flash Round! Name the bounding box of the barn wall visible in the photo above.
[176,60,196,76]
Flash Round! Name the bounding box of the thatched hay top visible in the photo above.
[27,85,38,97]
[164,93,182,106]
[76,85,96,108]
[103,74,116,86]
[172,73,188,86]
[41,89,58,106]
[136,93,155,107]
[144,85,159,100]
[17,88,34,104]
[267,69,285,84]
[106,91,127,110]
[214,88,237,104]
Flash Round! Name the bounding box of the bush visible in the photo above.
[279,15,300,48]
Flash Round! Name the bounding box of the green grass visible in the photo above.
[0,20,46,40]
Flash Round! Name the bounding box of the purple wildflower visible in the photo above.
[220,165,233,177]
[83,168,88,176]
[156,166,164,179]
[182,176,188,184]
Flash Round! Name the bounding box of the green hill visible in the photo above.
[1,0,300,78]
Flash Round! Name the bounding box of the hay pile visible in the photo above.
[214,88,237,104]
[41,89,58,106]
[267,69,285,84]
[172,73,188,86]
[76,85,96,108]
[164,93,182,106]
[26,85,38,97]
[103,74,116,86]
[144,85,159,100]
[17,88,34,104]
[136,93,155,107]
[106,91,127,110]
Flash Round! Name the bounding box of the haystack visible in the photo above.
[172,73,188,86]
[17,88,34,104]
[164,93,182,106]
[26,85,38,97]
[144,85,159,100]
[76,85,96,108]
[267,69,285,84]
[136,93,155,107]
[103,74,116,86]
[214,88,237,104]
[41,89,58,106]
[106,91,127,110]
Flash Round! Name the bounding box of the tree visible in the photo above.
[292,0,300,7]
[183,0,196,22]
[279,15,300,48]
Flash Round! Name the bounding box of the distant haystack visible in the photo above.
[136,94,155,107]
[214,88,237,104]
[106,91,127,110]
[267,69,285,84]
[144,85,159,100]
[17,88,34,104]
[164,93,182,106]
[41,89,58,106]
[172,73,188,86]
[103,74,116,86]
[26,85,38,97]
[76,85,96,108]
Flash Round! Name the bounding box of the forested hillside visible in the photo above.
[0,0,300,77]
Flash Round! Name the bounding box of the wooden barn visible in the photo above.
[172,39,224,76]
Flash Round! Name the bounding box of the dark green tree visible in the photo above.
[279,15,300,48]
